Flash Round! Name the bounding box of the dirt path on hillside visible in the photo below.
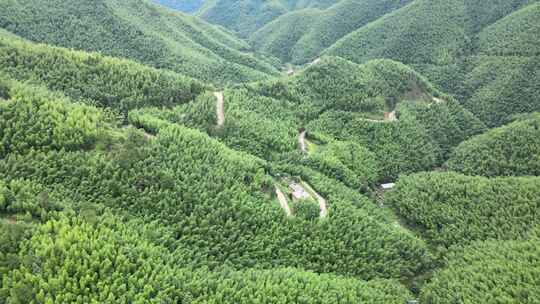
[300,181,327,218]
[274,185,292,217]
[298,130,307,153]
[215,91,225,127]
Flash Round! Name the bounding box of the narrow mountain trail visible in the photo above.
[274,185,292,217]
[298,130,307,153]
[214,91,225,126]
[301,181,327,218]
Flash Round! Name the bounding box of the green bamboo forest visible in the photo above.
[0,0,539,303]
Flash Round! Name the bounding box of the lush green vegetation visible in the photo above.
[250,0,412,63]
[0,81,107,158]
[0,0,538,301]
[0,84,433,284]
[196,0,337,37]
[131,57,483,182]
[477,2,540,56]
[324,0,540,126]
[0,211,415,303]
[421,240,540,303]
[447,114,540,177]
[0,29,207,117]
[0,0,279,84]
[387,172,540,252]
[460,55,540,127]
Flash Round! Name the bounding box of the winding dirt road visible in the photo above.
[274,185,292,217]
[301,181,327,218]
[298,130,307,153]
[215,91,225,127]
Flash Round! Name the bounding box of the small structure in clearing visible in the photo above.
[381,183,395,190]
[289,183,311,200]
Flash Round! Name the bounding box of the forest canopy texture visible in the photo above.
[0,0,539,303]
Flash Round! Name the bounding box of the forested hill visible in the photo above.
[0,0,280,85]
[250,0,413,64]
[1,0,540,302]
[324,0,540,126]
[193,0,338,37]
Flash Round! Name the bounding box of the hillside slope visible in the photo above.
[0,29,207,117]
[250,0,413,63]
[195,0,337,37]
[447,114,540,177]
[0,0,279,84]
[324,0,540,126]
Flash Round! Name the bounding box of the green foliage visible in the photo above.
[322,0,540,127]
[0,0,279,84]
[461,55,540,127]
[421,240,540,304]
[0,179,61,220]
[0,29,207,116]
[399,98,486,160]
[477,2,540,56]
[0,121,432,280]
[1,214,183,303]
[325,0,468,65]
[0,220,33,279]
[304,140,379,189]
[0,83,106,157]
[251,0,413,63]
[447,114,540,176]
[0,212,414,303]
[307,111,441,181]
[292,199,320,220]
[197,0,337,38]
[387,172,540,251]
[217,89,298,159]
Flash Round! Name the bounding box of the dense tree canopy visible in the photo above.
[386,172,540,252]
[447,114,540,177]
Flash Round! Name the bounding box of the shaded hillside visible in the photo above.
[0,0,279,84]
[447,114,540,177]
[251,0,412,63]
[324,0,540,126]
[0,29,207,117]
[387,171,540,251]
[326,0,536,64]
[421,240,540,303]
[196,0,337,37]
